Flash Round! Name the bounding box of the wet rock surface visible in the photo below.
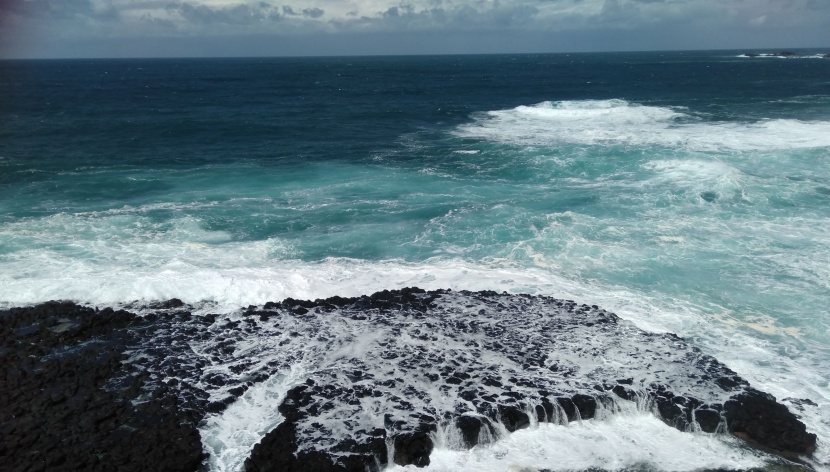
[1,289,818,471]
[0,301,203,472]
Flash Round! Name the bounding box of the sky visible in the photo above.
[0,0,828,58]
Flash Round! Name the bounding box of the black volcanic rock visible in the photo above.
[0,302,203,472]
[0,289,819,472]
[245,383,388,472]
[392,431,433,467]
[454,415,497,448]
[229,290,818,470]
[725,389,817,458]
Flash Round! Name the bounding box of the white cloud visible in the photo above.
[2,0,828,57]
[5,0,828,34]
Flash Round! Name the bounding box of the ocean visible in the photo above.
[1,50,829,471]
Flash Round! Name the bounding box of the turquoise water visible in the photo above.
[1,51,829,469]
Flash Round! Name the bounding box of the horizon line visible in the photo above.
[2,46,829,62]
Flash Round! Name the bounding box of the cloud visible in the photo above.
[2,0,829,58]
[302,7,323,19]
[5,0,826,34]
[0,1,609,34]
[0,0,112,20]
[172,2,281,25]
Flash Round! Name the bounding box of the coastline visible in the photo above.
[1,289,818,471]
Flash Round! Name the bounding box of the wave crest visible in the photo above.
[455,99,830,152]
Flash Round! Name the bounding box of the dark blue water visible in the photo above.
[2,50,829,470]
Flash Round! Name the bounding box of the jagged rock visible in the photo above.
[245,383,387,472]
[454,415,496,448]
[497,405,531,432]
[1,290,819,472]
[725,389,817,458]
[231,290,816,469]
[392,431,433,467]
[0,302,203,472]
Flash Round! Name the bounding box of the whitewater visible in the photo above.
[1,51,829,471]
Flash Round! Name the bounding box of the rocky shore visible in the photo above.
[0,301,203,471]
[0,289,819,471]
[740,51,829,59]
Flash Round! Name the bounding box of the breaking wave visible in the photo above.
[455,99,830,152]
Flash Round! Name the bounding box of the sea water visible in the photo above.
[1,51,828,471]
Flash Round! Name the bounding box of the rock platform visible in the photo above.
[0,289,818,471]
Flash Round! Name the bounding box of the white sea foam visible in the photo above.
[2,193,829,470]
[4,232,829,469]
[388,415,766,472]
[642,159,747,200]
[0,252,561,313]
[455,99,830,152]
[184,291,790,472]
[738,53,829,59]
[200,366,309,472]
[644,159,739,184]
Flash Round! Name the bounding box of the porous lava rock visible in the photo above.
[233,289,817,470]
[725,389,817,458]
[0,301,203,472]
[1,289,818,472]
[244,381,388,472]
